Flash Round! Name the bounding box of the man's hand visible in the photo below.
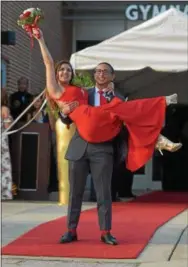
[103,82,115,94]
[57,101,79,115]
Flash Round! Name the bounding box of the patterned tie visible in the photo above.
[98,90,107,105]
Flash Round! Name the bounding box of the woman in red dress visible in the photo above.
[33,29,182,171]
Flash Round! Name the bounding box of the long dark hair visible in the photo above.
[46,60,74,113]
[55,60,74,84]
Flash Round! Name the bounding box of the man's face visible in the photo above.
[18,78,28,92]
[94,63,115,87]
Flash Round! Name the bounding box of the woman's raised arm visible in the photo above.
[33,29,62,99]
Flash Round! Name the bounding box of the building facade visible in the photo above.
[61,1,187,53]
[2,0,187,93]
[1,1,187,198]
[1,1,64,95]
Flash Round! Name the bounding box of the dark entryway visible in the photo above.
[161,105,188,191]
[76,40,101,52]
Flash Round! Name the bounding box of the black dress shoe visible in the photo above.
[101,233,118,245]
[59,231,78,243]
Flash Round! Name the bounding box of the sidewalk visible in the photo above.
[1,201,187,267]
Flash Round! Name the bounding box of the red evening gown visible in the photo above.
[56,85,166,171]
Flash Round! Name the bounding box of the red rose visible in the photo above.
[22,11,31,19]
[19,14,24,19]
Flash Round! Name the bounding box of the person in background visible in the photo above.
[1,88,13,200]
[27,94,48,123]
[10,77,33,121]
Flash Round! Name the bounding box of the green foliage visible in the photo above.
[72,71,94,88]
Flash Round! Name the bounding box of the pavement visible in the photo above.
[1,199,188,267]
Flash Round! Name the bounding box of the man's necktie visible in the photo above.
[98,90,107,105]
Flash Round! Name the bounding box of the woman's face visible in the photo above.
[57,63,73,85]
[33,97,42,109]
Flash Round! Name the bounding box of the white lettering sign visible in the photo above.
[125,4,188,21]
[139,5,152,21]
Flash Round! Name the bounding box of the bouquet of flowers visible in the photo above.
[17,8,44,47]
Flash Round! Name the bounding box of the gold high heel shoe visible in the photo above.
[155,134,182,155]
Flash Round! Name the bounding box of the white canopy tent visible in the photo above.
[70,8,188,104]
[70,8,188,72]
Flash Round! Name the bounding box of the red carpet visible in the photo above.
[2,191,188,259]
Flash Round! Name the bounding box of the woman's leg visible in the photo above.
[107,95,180,171]
[155,94,182,154]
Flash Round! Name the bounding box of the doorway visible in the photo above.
[132,158,162,191]
[161,105,188,191]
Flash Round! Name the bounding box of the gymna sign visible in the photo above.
[125,4,188,21]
